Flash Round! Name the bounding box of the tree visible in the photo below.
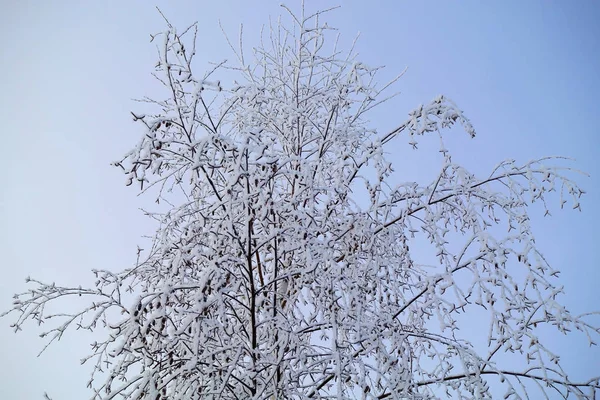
[3,5,599,400]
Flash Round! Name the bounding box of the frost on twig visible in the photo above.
[3,4,598,400]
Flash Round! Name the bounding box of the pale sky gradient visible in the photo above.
[1,1,599,398]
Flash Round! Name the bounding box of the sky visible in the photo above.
[1,1,599,398]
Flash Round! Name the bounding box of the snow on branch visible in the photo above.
[3,4,598,400]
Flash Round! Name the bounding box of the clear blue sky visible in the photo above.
[1,1,599,398]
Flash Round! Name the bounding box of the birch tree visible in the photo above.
[3,5,599,400]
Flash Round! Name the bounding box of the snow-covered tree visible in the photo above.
[3,5,599,400]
